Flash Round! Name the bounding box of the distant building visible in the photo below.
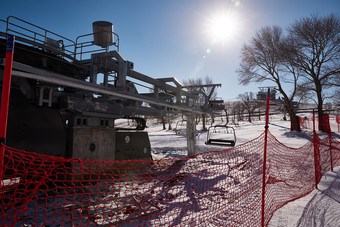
[257,87,277,101]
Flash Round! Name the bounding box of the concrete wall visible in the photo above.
[72,127,115,161]
[115,131,152,160]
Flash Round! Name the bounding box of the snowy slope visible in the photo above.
[146,115,340,226]
[269,166,340,227]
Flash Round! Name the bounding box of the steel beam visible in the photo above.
[6,61,207,115]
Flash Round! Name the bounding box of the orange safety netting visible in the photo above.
[0,131,340,226]
[298,114,338,133]
[298,116,312,129]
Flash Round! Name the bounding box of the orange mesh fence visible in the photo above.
[332,136,340,167]
[299,114,339,132]
[319,135,332,174]
[264,133,316,225]
[298,116,312,130]
[0,131,340,226]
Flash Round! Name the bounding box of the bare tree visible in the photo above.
[331,75,340,105]
[161,117,166,130]
[238,92,259,122]
[333,88,340,105]
[237,26,301,131]
[328,72,340,87]
[183,75,218,131]
[232,101,245,121]
[183,76,218,105]
[287,14,340,131]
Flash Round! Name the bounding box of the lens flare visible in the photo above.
[232,0,241,7]
[204,10,241,45]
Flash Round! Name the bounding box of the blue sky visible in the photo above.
[0,0,339,100]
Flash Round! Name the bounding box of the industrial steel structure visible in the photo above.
[0,16,224,160]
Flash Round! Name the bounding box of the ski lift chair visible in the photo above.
[205,124,236,147]
[174,119,187,136]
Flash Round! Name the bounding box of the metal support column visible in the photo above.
[186,114,196,156]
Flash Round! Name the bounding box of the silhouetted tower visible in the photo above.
[257,86,277,101]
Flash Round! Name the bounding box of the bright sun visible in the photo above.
[205,12,240,44]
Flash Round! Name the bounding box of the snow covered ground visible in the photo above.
[146,114,340,226]
[3,114,339,226]
[269,166,340,227]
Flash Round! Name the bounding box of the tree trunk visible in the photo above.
[233,111,235,122]
[162,117,166,130]
[315,81,324,131]
[287,108,300,131]
[284,99,300,131]
[225,109,229,124]
[167,114,172,130]
[202,114,207,131]
[276,82,300,131]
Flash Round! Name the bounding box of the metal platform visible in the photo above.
[0,16,224,159]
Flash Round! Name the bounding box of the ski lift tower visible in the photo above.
[257,86,277,101]
[0,16,224,159]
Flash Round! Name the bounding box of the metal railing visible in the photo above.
[74,31,120,61]
[1,16,120,62]
[5,16,76,59]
